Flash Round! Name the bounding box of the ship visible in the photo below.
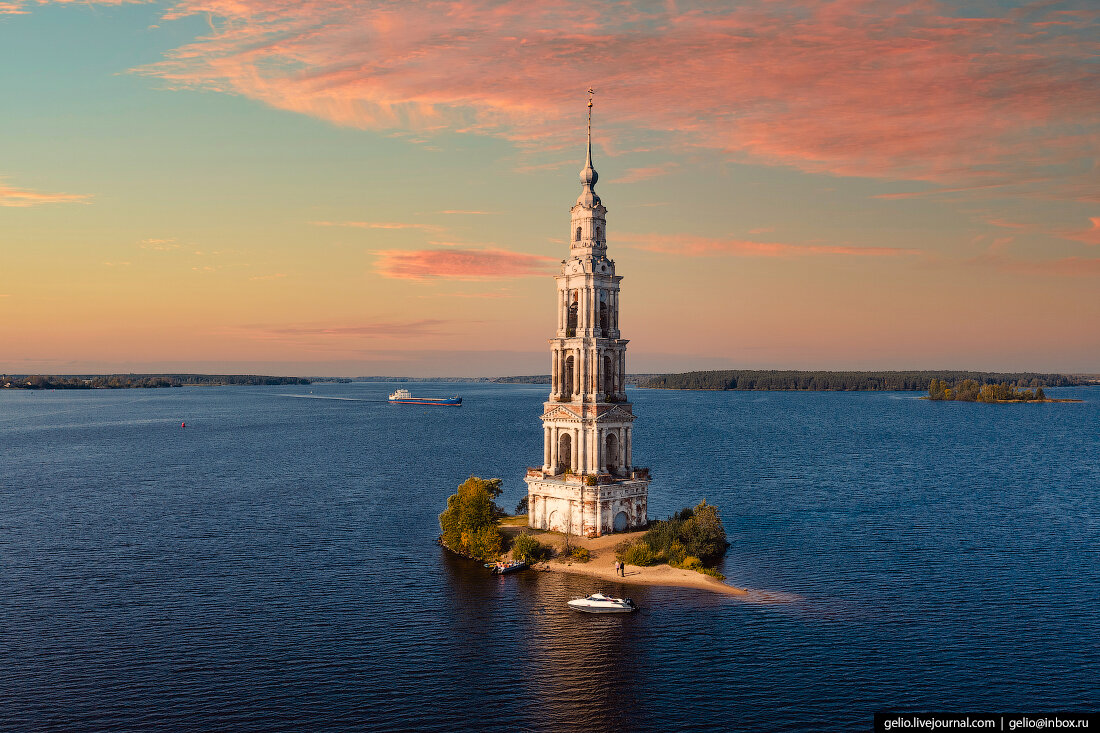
[387,388,462,406]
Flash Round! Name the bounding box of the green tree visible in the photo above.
[514,495,529,515]
[679,500,729,565]
[438,476,505,561]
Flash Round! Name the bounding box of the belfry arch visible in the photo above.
[558,432,572,473]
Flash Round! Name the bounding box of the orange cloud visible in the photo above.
[0,179,91,207]
[373,247,557,280]
[129,0,1098,194]
[1058,217,1100,245]
[620,233,921,258]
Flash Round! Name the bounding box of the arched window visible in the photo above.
[575,226,582,242]
[596,226,602,241]
[563,354,575,397]
[566,293,578,337]
[558,432,572,473]
[605,432,620,475]
[598,295,609,335]
[604,354,614,396]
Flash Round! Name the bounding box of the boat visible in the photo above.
[567,592,637,614]
[488,560,527,574]
[387,388,462,406]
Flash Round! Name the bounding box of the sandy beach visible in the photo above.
[500,523,752,598]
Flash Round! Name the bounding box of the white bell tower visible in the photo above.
[524,91,650,537]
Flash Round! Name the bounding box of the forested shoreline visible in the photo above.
[642,370,1093,391]
[2,374,311,389]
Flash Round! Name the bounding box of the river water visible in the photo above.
[1,383,1097,731]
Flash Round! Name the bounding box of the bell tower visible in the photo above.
[524,91,650,537]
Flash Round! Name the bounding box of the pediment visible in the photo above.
[541,405,581,420]
[595,405,635,422]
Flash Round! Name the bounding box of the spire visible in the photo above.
[577,88,600,206]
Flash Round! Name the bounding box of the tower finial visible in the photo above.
[579,88,599,199]
[587,87,594,163]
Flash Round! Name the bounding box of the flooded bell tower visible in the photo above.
[523,91,650,537]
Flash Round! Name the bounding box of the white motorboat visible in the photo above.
[567,592,637,614]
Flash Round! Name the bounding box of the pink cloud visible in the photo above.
[1058,217,1100,245]
[373,247,557,280]
[0,179,91,207]
[125,0,1098,194]
[610,164,677,184]
[619,232,921,258]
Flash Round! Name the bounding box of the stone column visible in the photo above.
[595,498,602,537]
[625,426,632,470]
[550,426,559,471]
[577,424,585,474]
[544,425,552,469]
[574,349,581,398]
[619,350,626,398]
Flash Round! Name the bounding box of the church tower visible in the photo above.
[524,94,650,537]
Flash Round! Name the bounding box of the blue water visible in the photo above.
[1,384,1097,731]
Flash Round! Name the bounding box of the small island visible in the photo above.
[439,476,756,598]
[925,379,1081,403]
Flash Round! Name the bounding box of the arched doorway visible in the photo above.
[605,432,619,475]
[563,355,575,397]
[614,511,628,532]
[558,432,572,473]
[548,510,563,532]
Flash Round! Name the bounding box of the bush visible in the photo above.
[438,476,506,561]
[615,540,657,567]
[511,534,546,563]
[515,495,529,515]
[569,546,591,563]
[639,500,730,568]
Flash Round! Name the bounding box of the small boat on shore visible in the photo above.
[388,388,462,406]
[567,592,637,614]
[488,560,527,575]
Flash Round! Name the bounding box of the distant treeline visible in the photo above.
[2,374,311,389]
[642,370,1092,391]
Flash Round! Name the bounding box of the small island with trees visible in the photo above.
[926,379,1081,403]
[2,374,311,389]
[438,475,746,597]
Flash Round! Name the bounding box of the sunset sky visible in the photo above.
[1,0,1097,376]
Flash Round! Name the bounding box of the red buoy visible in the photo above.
[181,422,186,428]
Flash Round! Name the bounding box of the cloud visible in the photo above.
[122,0,1099,195]
[610,164,677,184]
[138,237,180,251]
[619,232,921,258]
[2,0,147,12]
[0,179,91,207]
[1058,217,1100,245]
[438,210,493,215]
[373,247,557,280]
[102,261,132,266]
[312,220,443,232]
[249,273,287,280]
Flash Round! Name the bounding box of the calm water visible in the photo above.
[1,383,1097,731]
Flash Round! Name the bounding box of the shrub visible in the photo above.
[584,474,598,486]
[639,500,730,568]
[569,546,591,562]
[615,540,657,567]
[511,534,546,563]
[438,476,505,561]
[515,495,529,515]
